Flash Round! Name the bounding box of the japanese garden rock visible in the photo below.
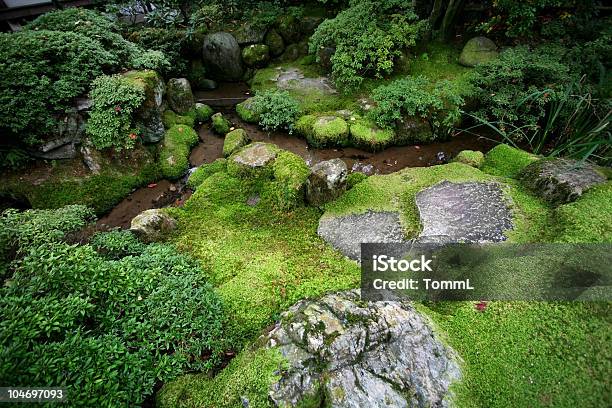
[452,150,485,168]
[300,16,324,36]
[202,32,244,81]
[275,14,302,44]
[166,78,195,114]
[232,22,266,45]
[236,97,261,123]
[459,36,499,67]
[273,67,336,94]
[416,181,513,243]
[318,211,407,260]
[211,112,231,135]
[265,290,461,407]
[279,41,308,62]
[306,158,348,206]
[395,115,434,144]
[241,44,270,68]
[198,78,218,90]
[223,128,250,157]
[264,29,285,57]
[130,209,177,243]
[312,116,349,147]
[519,158,606,205]
[80,143,102,174]
[229,143,277,176]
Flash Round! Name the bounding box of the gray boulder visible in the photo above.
[519,158,606,205]
[228,142,278,178]
[232,22,266,45]
[317,46,335,73]
[166,78,195,115]
[459,36,498,67]
[124,70,165,143]
[264,29,285,57]
[416,181,513,243]
[202,32,244,81]
[265,290,461,408]
[306,159,348,206]
[31,111,85,159]
[130,209,177,243]
[394,115,434,144]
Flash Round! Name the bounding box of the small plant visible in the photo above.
[250,90,300,132]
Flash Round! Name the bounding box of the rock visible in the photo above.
[519,158,606,205]
[80,143,102,174]
[166,78,195,115]
[279,42,308,62]
[416,181,513,243]
[306,159,348,206]
[394,115,434,144]
[394,49,412,74]
[233,22,266,45]
[194,103,214,123]
[273,67,336,95]
[300,16,324,36]
[211,112,231,135]
[316,46,335,73]
[459,36,498,67]
[235,97,261,123]
[349,119,395,152]
[452,150,485,168]
[223,128,250,157]
[202,32,244,81]
[311,116,349,147]
[130,209,177,243]
[241,44,270,68]
[275,14,302,44]
[318,211,407,260]
[265,290,461,407]
[31,111,85,159]
[228,142,278,178]
[264,29,285,57]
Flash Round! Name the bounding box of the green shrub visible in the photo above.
[309,0,427,92]
[86,75,146,150]
[369,76,464,138]
[159,125,199,179]
[90,229,145,259]
[125,27,189,76]
[250,90,301,132]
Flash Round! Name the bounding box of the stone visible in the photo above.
[452,150,485,168]
[279,41,308,62]
[194,103,214,123]
[264,29,285,57]
[235,97,261,123]
[300,16,324,36]
[318,211,407,260]
[130,209,177,243]
[241,44,270,68]
[519,158,606,205]
[275,14,302,44]
[311,116,349,147]
[265,290,461,408]
[232,22,266,45]
[306,159,348,206]
[31,111,84,159]
[211,112,231,135]
[231,142,277,169]
[394,49,412,74]
[316,46,335,73]
[223,128,250,157]
[273,67,336,95]
[166,78,195,115]
[202,32,244,81]
[349,119,395,152]
[416,181,513,243]
[394,115,434,144]
[459,36,499,67]
[80,144,102,174]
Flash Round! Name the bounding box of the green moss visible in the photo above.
[211,112,231,135]
[261,150,311,210]
[157,347,286,408]
[241,44,270,68]
[236,98,262,123]
[308,115,349,148]
[410,42,472,87]
[159,125,199,179]
[162,109,195,129]
[346,172,368,189]
[349,118,395,151]
[194,103,214,123]
[223,129,250,157]
[481,144,539,178]
[187,158,227,189]
[123,70,162,111]
[452,150,485,168]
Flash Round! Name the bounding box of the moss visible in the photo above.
[481,144,539,179]
[123,70,162,111]
[159,125,199,179]
[308,115,349,148]
[346,172,368,189]
[241,44,270,68]
[194,103,214,123]
[349,118,395,151]
[452,150,485,168]
[157,347,286,408]
[162,109,195,129]
[211,112,231,135]
[236,98,262,124]
[187,158,227,189]
[261,150,311,210]
[223,129,250,157]
[226,143,278,181]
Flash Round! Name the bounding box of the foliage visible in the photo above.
[0,206,225,407]
[250,89,301,132]
[125,27,189,76]
[159,125,199,179]
[90,229,145,259]
[86,75,146,150]
[309,0,428,92]
[369,76,464,137]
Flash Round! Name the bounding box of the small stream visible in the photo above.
[97,84,496,229]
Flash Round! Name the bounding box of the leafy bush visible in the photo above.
[309,0,427,92]
[86,75,146,150]
[369,76,465,137]
[90,229,145,259]
[250,89,301,132]
[0,206,225,407]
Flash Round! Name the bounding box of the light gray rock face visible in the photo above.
[265,290,461,408]
[202,32,244,81]
[416,181,513,243]
[130,209,177,243]
[166,78,195,115]
[31,112,85,159]
[273,67,336,94]
[519,158,606,205]
[306,159,348,206]
[318,211,407,260]
[232,142,277,168]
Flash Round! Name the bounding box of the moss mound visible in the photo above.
[236,97,262,123]
[162,110,195,128]
[212,112,231,135]
[187,158,227,189]
[159,125,199,179]
[194,103,214,123]
[241,44,270,68]
[452,150,485,168]
[223,129,250,157]
[295,114,349,148]
[481,144,539,178]
[349,118,395,151]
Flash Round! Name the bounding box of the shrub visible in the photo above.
[90,229,145,259]
[250,90,301,132]
[309,0,427,92]
[86,75,146,150]
[159,125,199,179]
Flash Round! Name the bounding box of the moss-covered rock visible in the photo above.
[223,128,250,157]
[241,44,270,68]
[187,158,227,189]
[459,36,499,67]
[263,150,311,210]
[236,97,262,123]
[129,208,177,243]
[349,119,395,151]
[162,110,195,129]
[346,172,368,189]
[227,142,278,180]
[275,14,302,44]
[194,103,214,123]
[394,115,434,144]
[481,144,539,178]
[211,112,231,135]
[452,150,485,168]
[123,70,165,143]
[296,115,349,148]
[166,78,195,114]
[159,125,199,179]
[264,29,285,57]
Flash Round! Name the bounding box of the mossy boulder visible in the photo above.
[162,110,195,128]
[235,97,262,123]
[349,119,395,151]
[124,70,165,143]
[452,150,485,168]
[232,22,266,46]
[211,112,231,135]
[159,125,199,179]
[264,29,285,57]
[279,41,308,63]
[194,103,214,123]
[166,78,195,114]
[306,158,348,206]
[202,32,244,81]
[187,158,228,189]
[481,144,539,178]
[459,37,499,67]
[275,14,302,44]
[130,209,177,243]
[296,115,349,148]
[241,44,270,68]
[394,115,434,144]
[223,129,250,157]
[227,142,278,179]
